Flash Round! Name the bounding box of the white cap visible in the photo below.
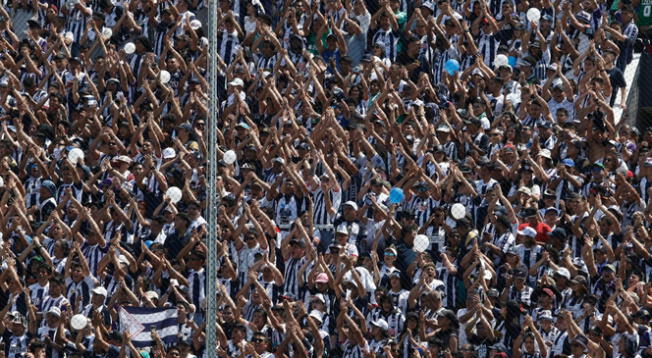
[336,225,349,235]
[517,226,537,238]
[114,155,132,164]
[145,291,159,300]
[309,309,323,323]
[228,78,244,87]
[162,147,176,159]
[555,267,571,280]
[47,306,61,317]
[343,201,358,211]
[117,255,129,266]
[92,286,108,297]
[538,149,552,159]
[518,187,532,196]
[371,318,389,331]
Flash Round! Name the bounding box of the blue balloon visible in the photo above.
[444,59,460,75]
[389,187,405,204]
[508,56,517,67]
[145,240,153,249]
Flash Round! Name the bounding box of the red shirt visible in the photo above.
[518,222,552,243]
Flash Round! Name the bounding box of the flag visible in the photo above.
[119,306,179,348]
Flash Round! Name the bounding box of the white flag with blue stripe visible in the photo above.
[119,306,179,347]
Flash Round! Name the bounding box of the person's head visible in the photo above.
[289,239,305,257]
[49,275,65,296]
[232,323,247,342]
[422,290,442,309]
[8,312,26,334]
[166,346,181,358]
[45,307,61,327]
[174,213,191,231]
[437,309,459,330]
[29,341,46,358]
[70,262,84,282]
[91,286,108,306]
[621,5,635,22]
[187,251,206,269]
[523,332,537,353]
[252,332,271,353]
[570,336,588,356]
[370,318,389,338]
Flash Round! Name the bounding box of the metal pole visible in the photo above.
[206,0,218,354]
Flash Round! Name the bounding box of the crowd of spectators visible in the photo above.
[0,0,649,357]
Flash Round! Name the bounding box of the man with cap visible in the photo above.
[36,180,57,224]
[370,3,399,61]
[332,226,359,257]
[280,236,307,300]
[517,207,552,243]
[545,68,575,121]
[569,334,590,358]
[590,263,617,311]
[185,249,207,310]
[406,180,438,228]
[536,309,560,349]
[367,317,391,354]
[501,264,533,307]
[310,151,343,253]
[514,225,542,269]
[267,174,302,238]
[483,212,515,264]
[435,124,459,160]
[333,201,361,247]
[37,306,66,358]
[80,286,111,326]
[0,310,30,358]
[385,269,409,314]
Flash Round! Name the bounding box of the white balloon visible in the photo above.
[101,27,113,39]
[413,234,429,253]
[223,150,237,165]
[190,19,202,30]
[493,54,508,68]
[451,203,466,220]
[68,148,85,165]
[526,8,541,23]
[71,314,88,330]
[159,70,171,84]
[124,42,136,54]
[166,186,183,203]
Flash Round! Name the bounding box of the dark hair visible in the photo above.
[29,340,45,352]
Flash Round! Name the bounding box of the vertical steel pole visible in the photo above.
[206,0,218,354]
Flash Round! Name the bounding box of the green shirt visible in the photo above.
[637,0,652,27]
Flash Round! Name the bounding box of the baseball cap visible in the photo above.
[550,228,567,239]
[517,226,537,238]
[162,147,176,159]
[371,318,389,331]
[315,273,329,283]
[40,180,57,196]
[539,310,553,321]
[309,309,323,323]
[602,264,616,272]
[47,306,62,317]
[92,286,108,297]
[341,201,357,211]
[228,78,244,87]
[555,267,571,280]
[562,158,575,167]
